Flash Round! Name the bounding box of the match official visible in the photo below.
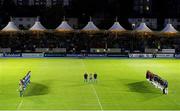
[89,73,93,83]
[93,73,97,82]
[84,72,88,82]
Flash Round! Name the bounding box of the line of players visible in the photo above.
[18,71,31,97]
[84,73,98,83]
[146,70,168,95]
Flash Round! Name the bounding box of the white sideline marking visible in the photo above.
[91,85,103,111]
[80,59,103,111]
[17,99,23,110]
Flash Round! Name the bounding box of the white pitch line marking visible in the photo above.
[80,59,103,111]
[17,99,23,110]
[91,84,103,111]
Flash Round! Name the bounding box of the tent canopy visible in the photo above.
[135,22,152,33]
[161,23,178,34]
[29,17,46,31]
[109,21,126,32]
[82,22,99,31]
[56,21,73,32]
[2,18,19,32]
[82,17,99,32]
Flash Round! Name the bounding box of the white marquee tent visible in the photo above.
[161,23,178,34]
[135,22,152,33]
[29,17,46,31]
[56,20,73,32]
[2,18,19,32]
[109,21,126,32]
[82,17,99,32]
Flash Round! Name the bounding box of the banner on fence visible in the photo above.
[87,54,107,57]
[44,53,66,57]
[4,53,21,57]
[175,54,180,58]
[107,54,128,57]
[129,54,153,58]
[156,54,174,58]
[66,54,84,57]
[162,49,175,54]
[22,53,44,58]
[0,53,3,57]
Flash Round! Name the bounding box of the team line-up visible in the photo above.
[18,70,168,97]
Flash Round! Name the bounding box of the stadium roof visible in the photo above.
[2,18,19,32]
[56,19,73,32]
[82,17,99,32]
[135,22,152,33]
[109,20,126,32]
[161,23,178,34]
[29,17,46,31]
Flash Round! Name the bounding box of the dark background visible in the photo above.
[0,0,179,29]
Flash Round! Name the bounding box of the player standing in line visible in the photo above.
[163,82,166,94]
[18,80,24,97]
[164,80,168,94]
[93,73,98,83]
[89,73,93,83]
[146,70,150,80]
[19,84,24,97]
[153,75,158,88]
[84,72,88,82]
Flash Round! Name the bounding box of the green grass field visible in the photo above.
[0,58,180,110]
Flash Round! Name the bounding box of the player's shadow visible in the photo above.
[127,81,160,94]
[24,82,49,97]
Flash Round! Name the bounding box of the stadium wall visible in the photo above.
[0,53,3,57]
[0,53,179,58]
[155,54,174,58]
[3,53,22,57]
[175,54,180,58]
[22,53,44,58]
[129,54,154,58]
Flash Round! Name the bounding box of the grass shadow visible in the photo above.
[127,81,160,94]
[24,82,49,97]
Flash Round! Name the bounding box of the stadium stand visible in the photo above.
[0,30,179,54]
